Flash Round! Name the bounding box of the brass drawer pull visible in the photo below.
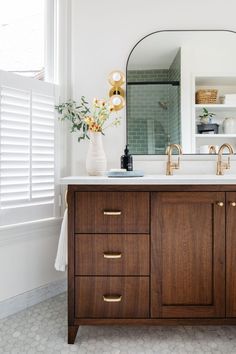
[103,295,122,303]
[217,202,224,207]
[230,202,236,207]
[103,211,122,216]
[103,252,122,259]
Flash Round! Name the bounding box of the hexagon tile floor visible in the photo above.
[1,293,236,354]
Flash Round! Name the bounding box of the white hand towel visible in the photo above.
[55,208,68,271]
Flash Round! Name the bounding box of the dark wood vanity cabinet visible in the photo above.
[151,192,225,318]
[226,192,236,317]
[67,185,236,344]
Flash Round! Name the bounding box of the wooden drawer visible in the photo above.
[74,192,149,233]
[75,234,149,276]
[75,276,149,318]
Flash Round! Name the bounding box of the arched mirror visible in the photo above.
[126,30,236,154]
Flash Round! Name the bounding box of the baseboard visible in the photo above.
[0,277,67,320]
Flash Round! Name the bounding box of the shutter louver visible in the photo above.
[0,86,31,207]
[0,71,56,225]
[32,92,55,203]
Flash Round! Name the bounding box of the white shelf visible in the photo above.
[195,76,236,86]
[193,76,236,152]
[195,104,236,110]
[196,134,236,138]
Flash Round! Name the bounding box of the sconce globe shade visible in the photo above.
[108,70,125,86]
[110,94,125,111]
[112,72,122,82]
[112,96,122,106]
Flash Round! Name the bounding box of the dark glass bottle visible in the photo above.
[121,145,133,171]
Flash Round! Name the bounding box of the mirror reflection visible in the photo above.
[126,31,236,154]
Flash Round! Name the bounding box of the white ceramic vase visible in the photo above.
[86,132,107,176]
[223,117,236,134]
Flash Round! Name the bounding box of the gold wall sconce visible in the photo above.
[108,70,125,111]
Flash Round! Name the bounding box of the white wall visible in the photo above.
[70,0,236,174]
[0,219,65,302]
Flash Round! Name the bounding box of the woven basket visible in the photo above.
[196,90,218,104]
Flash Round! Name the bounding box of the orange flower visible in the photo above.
[93,98,99,106]
[93,98,106,108]
[89,122,102,132]
[109,105,115,112]
[84,116,94,125]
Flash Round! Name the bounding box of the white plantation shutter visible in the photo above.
[32,92,55,202]
[1,86,31,207]
[0,70,57,226]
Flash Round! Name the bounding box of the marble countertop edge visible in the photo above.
[60,175,236,185]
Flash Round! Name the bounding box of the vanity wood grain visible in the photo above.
[74,191,149,234]
[68,185,236,344]
[151,192,225,318]
[75,233,149,276]
[226,192,236,317]
[75,276,149,318]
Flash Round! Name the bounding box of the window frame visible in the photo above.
[0,0,61,227]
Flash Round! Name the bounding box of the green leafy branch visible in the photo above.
[55,96,121,142]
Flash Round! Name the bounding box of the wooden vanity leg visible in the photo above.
[68,325,79,344]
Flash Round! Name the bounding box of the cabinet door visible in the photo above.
[151,192,225,318]
[226,192,236,317]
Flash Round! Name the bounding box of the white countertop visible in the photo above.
[60,174,236,185]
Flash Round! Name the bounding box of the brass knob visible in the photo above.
[217,202,224,207]
[230,202,236,207]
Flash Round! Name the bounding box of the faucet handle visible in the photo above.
[227,156,231,169]
[209,145,216,154]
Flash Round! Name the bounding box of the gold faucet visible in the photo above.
[216,143,234,175]
[166,144,183,175]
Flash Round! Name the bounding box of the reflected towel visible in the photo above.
[55,208,68,271]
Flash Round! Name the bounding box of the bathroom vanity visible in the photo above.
[61,176,236,344]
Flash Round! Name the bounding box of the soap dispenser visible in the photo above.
[121,145,133,171]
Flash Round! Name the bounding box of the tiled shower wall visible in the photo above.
[127,69,169,82]
[127,83,169,154]
[127,50,181,154]
[168,50,181,146]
